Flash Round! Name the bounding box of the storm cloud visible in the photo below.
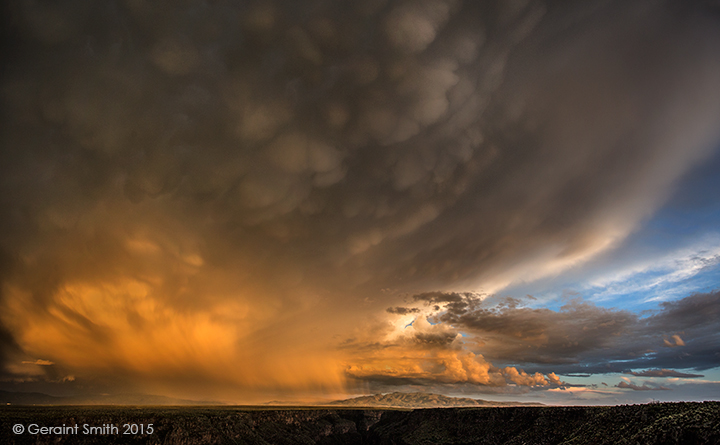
[1,0,720,401]
[362,290,720,382]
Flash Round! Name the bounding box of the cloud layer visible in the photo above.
[1,0,720,400]
[341,290,720,392]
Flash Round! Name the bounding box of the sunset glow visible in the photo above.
[1,0,720,406]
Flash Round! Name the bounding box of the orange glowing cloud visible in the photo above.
[1,275,347,401]
[342,312,560,389]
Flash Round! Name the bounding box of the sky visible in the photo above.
[1,0,720,406]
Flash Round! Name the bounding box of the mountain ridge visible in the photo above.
[325,391,544,408]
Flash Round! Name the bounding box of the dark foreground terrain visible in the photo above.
[2,402,718,444]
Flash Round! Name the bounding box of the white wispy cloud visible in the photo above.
[584,234,720,302]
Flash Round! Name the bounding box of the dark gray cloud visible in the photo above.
[386,306,420,315]
[616,381,670,391]
[384,290,720,377]
[413,292,469,304]
[1,0,720,399]
[345,303,720,393]
[624,369,704,378]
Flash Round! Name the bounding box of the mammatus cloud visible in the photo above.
[1,0,720,400]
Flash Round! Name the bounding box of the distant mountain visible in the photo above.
[324,392,543,408]
[0,390,216,406]
[0,390,67,405]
